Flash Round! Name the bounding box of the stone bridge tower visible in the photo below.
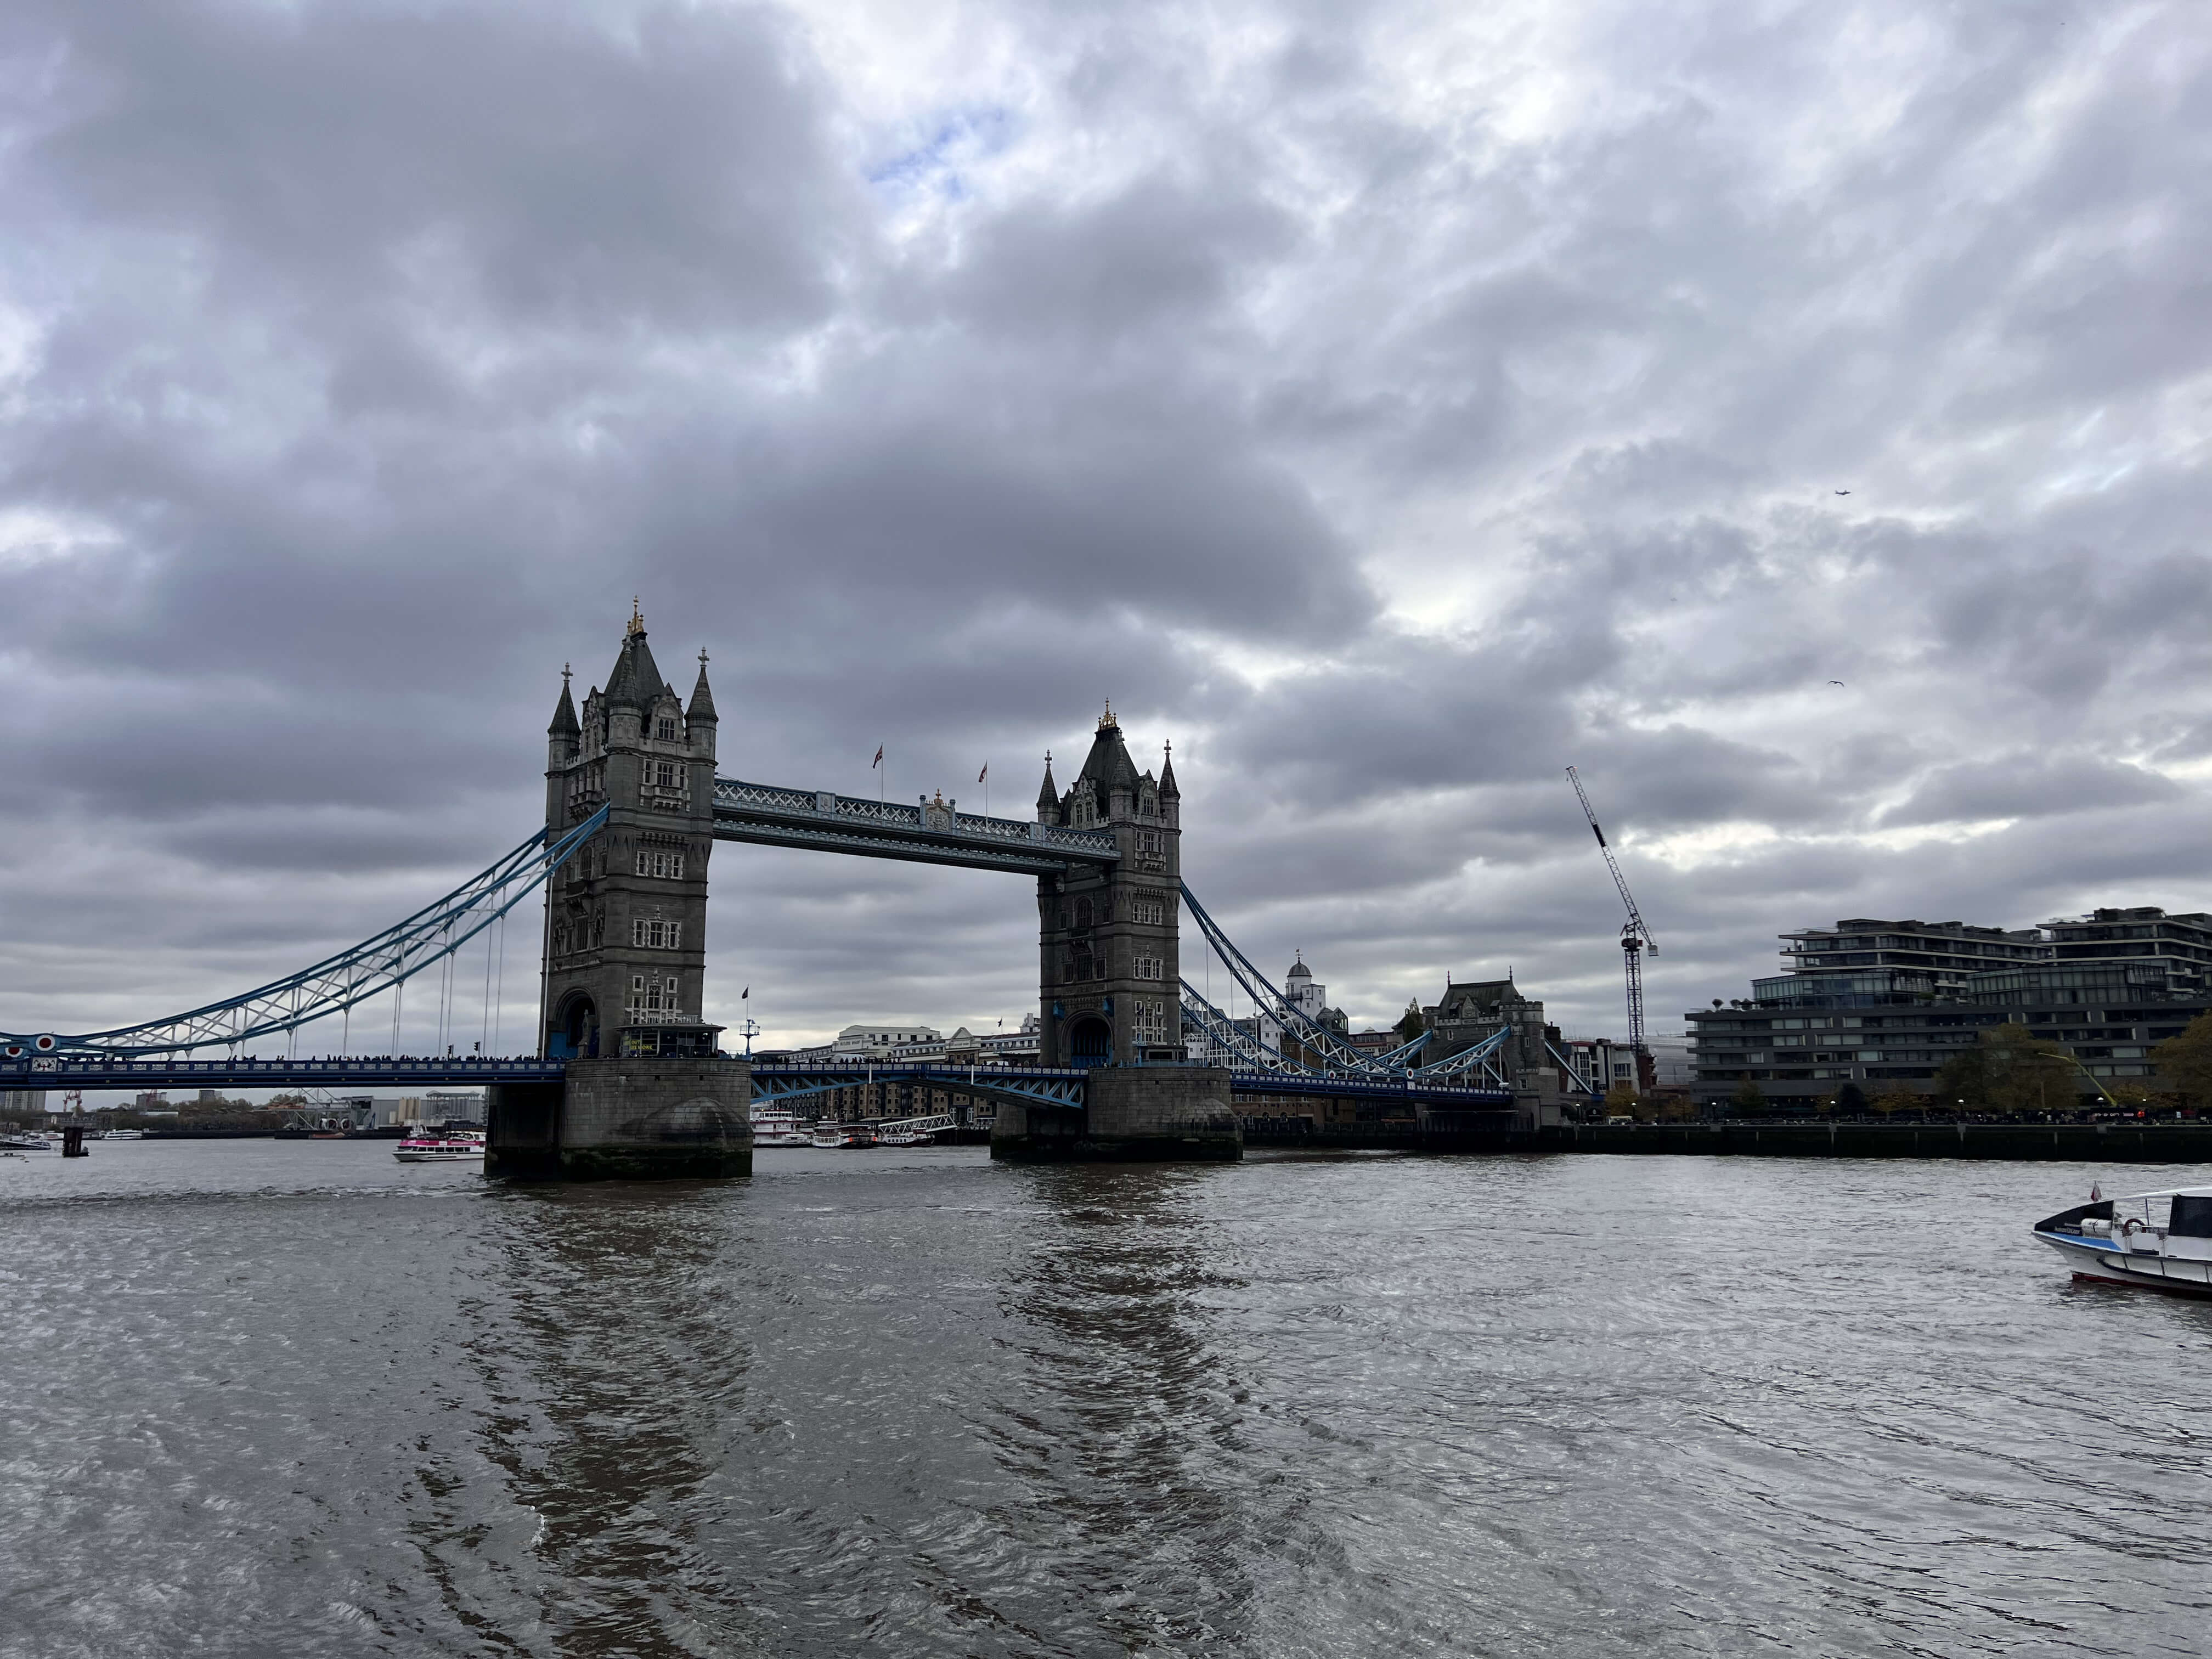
[491,604,748,1181]
[1032,708,1183,1068]
[539,603,721,1062]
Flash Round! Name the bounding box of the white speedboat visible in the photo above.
[2032,1184,2212,1297]
[0,1131,52,1152]
[749,1109,812,1148]
[393,1130,487,1163]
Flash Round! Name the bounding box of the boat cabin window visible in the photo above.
[2170,1195,2212,1238]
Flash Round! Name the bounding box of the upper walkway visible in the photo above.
[712,777,1120,877]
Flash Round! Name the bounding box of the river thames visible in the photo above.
[2,1143,2206,1657]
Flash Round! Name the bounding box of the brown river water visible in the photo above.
[2,1141,2207,1657]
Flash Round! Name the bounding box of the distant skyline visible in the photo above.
[3,0,2208,1053]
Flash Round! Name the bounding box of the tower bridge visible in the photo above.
[1,607,1547,1177]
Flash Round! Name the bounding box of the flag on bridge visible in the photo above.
[872,745,883,768]
[742,986,749,1000]
[978,763,988,783]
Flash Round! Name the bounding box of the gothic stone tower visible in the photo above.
[490,606,747,1180]
[539,605,721,1062]
[1032,708,1184,1068]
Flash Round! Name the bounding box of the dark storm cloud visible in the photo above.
[1,0,2209,1050]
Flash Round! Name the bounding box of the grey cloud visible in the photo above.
[1879,752,2184,829]
[4,0,2212,1051]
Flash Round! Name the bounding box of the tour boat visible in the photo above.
[876,1128,933,1147]
[836,1124,878,1148]
[393,1130,487,1164]
[104,1129,145,1141]
[808,1121,845,1149]
[2032,1184,2212,1297]
[748,1109,812,1148]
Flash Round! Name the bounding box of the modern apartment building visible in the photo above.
[1690,908,2212,1107]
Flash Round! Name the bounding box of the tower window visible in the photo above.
[1134,956,1163,981]
[656,718,678,740]
[632,918,682,949]
[634,850,685,880]
[627,974,682,1020]
[1133,1000,1167,1042]
[1130,893,1166,926]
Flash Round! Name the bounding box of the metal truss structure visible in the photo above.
[1546,1040,1604,1099]
[749,1061,1089,1110]
[0,808,610,1060]
[0,1055,566,1090]
[1177,883,1511,1087]
[713,779,1119,877]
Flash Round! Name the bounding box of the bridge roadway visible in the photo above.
[3,1054,1513,1110]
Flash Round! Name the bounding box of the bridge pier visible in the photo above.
[487,1057,753,1180]
[991,1064,1240,1162]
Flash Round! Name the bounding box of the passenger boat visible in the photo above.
[393,1130,487,1163]
[749,1108,812,1148]
[0,1131,52,1152]
[2032,1184,2212,1297]
[104,1129,145,1141]
[836,1124,878,1148]
[808,1121,845,1149]
[876,1128,932,1147]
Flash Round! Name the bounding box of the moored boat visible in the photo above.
[749,1108,812,1148]
[0,1131,53,1152]
[2032,1183,2212,1297]
[808,1121,845,1149]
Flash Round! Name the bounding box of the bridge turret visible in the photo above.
[1037,705,1182,1068]
[539,606,718,1063]
[686,651,718,763]
[1158,741,1178,827]
[1035,754,1059,824]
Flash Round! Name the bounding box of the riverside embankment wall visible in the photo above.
[1240,1118,2212,1163]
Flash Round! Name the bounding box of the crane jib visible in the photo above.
[1590,823,1606,848]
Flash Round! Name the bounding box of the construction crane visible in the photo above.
[1566,767,1657,1091]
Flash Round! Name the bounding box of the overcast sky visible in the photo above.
[3,0,2208,1059]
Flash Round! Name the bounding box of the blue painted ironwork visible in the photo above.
[1547,1040,1604,1098]
[0,808,610,1059]
[0,1055,565,1090]
[1177,884,1405,1074]
[1179,884,1512,1085]
[749,1061,1088,1109]
[713,778,1118,876]
[1178,980,1323,1073]
[1226,1071,1514,1106]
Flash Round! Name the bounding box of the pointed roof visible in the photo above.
[548,666,579,737]
[1075,704,1141,796]
[1036,753,1058,814]
[601,605,668,712]
[1159,739,1178,798]
[687,649,718,725]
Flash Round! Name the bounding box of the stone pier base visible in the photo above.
[487,1058,753,1180]
[991,1065,1241,1162]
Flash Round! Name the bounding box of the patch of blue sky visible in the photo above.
[865,105,1017,204]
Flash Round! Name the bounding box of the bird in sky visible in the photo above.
[1834,489,1851,495]
[1829,679,1846,686]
